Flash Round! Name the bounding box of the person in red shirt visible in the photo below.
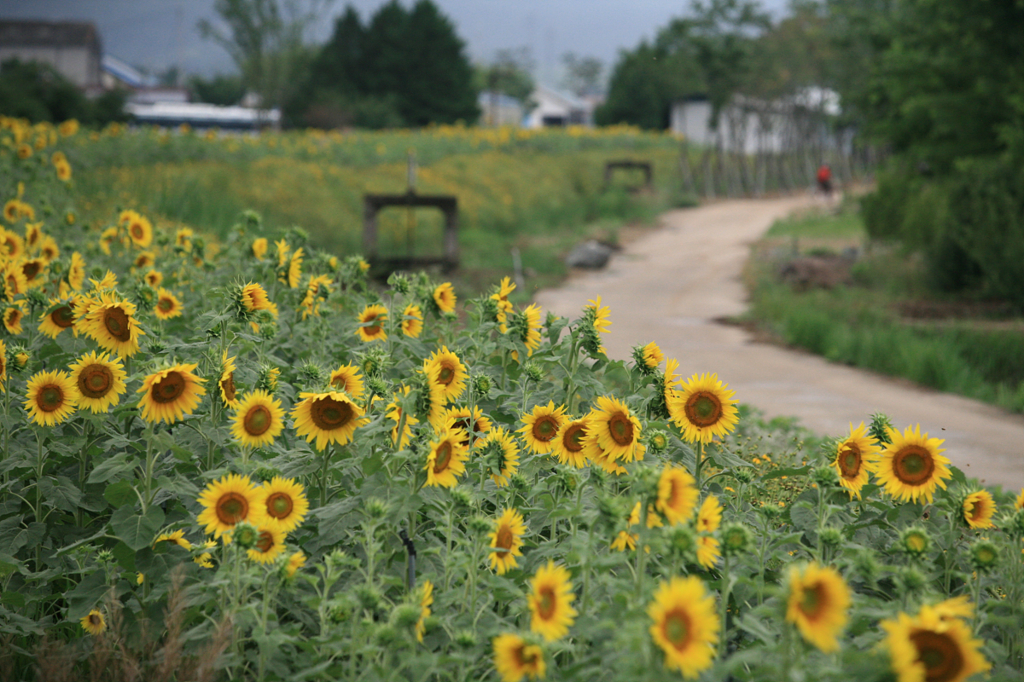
[816,164,833,197]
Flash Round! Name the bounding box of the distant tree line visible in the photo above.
[0,59,128,125]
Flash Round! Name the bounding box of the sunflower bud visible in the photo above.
[374,624,400,645]
[646,429,669,454]
[327,596,353,623]
[387,272,410,294]
[258,320,278,340]
[326,550,355,573]
[721,523,752,556]
[759,503,781,521]
[96,549,114,564]
[733,467,756,484]
[131,282,157,312]
[450,486,473,510]
[897,566,927,595]
[11,345,30,371]
[596,494,626,533]
[523,362,544,383]
[899,527,932,558]
[300,362,324,388]
[869,412,894,445]
[472,374,493,399]
[232,522,259,549]
[467,515,492,537]
[969,539,999,573]
[25,287,48,312]
[667,525,698,562]
[241,209,262,230]
[253,466,281,483]
[1009,509,1024,537]
[629,467,660,507]
[813,465,839,488]
[256,365,280,393]
[454,630,477,648]
[391,603,422,631]
[819,526,843,548]
[364,498,388,520]
[360,346,391,378]
[355,585,383,612]
[147,338,167,354]
[851,548,881,585]
[509,473,530,495]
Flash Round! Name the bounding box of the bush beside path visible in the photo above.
[536,196,1024,490]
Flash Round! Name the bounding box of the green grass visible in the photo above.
[745,206,1024,413]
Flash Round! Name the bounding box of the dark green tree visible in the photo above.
[189,73,245,105]
[0,59,127,125]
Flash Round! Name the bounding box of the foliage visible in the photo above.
[0,59,128,126]
[1,114,1022,681]
[189,73,246,106]
[293,0,479,128]
[560,53,604,98]
[476,48,535,111]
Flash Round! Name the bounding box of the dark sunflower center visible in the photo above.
[310,397,354,431]
[563,423,586,453]
[6,274,19,292]
[536,587,556,620]
[532,416,558,442]
[663,609,692,650]
[495,526,513,553]
[6,310,21,326]
[911,631,963,682]
[893,446,935,485]
[79,364,113,398]
[685,392,722,427]
[330,375,349,390]
[433,442,453,473]
[157,297,174,312]
[221,373,236,402]
[52,305,75,328]
[838,446,861,478]
[215,492,248,524]
[152,371,186,404]
[130,223,145,239]
[266,492,293,519]
[38,385,64,412]
[103,307,132,342]
[799,583,826,620]
[363,314,381,336]
[255,530,274,553]
[22,261,40,280]
[437,364,455,385]
[88,613,102,626]
[608,413,634,446]
[244,405,272,436]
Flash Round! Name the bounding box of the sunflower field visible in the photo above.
[0,116,1022,682]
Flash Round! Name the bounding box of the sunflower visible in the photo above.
[489,507,526,574]
[881,604,990,682]
[386,385,419,448]
[355,304,388,342]
[1015,487,1024,511]
[238,282,279,318]
[697,535,720,569]
[668,372,739,444]
[490,276,516,329]
[194,540,217,569]
[528,561,577,642]
[144,269,163,287]
[39,299,77,338]
[433,282,456,313]
[493,633,545,682]
[520,303,543,356]
[961,490,996,529]
[582,396,643,463]
[217,353,240,408]
[24,222,42,249]
[231,389,285,448]
[696,495,722,533]
[20,258,46,289]
[329,363,365,401]
[546,416,587,468]
[248,525,288,564]
[197,473,266,538]
[67,252,85,290]
[39,235,59,263]
[586,295,611,335]
[252,237,268,259]
[292,390,367,451]
[2,203,18,224]
[54,158,72,181]
[636,341,664,372]
[259,476,309,533]
[285,550,306,578]
[416,580,433,643]
[80,609,106,636]
[3,304,24,334]
[0,339,6,391]
[402,303,423,338]
[785,562,851,653]
[124,211,153,248]
[285,247,303,288]
[441,404,492,447]
[133,251,155,269]
[153,288,182,320]
[424,421,469,488]
[875,425,952,504]
[137,363,206,424]
[480,427,520,487]
[647,576,720,678]
[518,401,567,455]
[78,295,145,358]
[300,274,332,319]
[656,465,699,525]
[24,369,78,426]
[90,270,119,293]
[832,422,881,499]
[424,346,467,403]
[274,238,290,266]
[1,262,27,301]
[99,227,118,255]
[69,351,126,414]
[154,529,192,551]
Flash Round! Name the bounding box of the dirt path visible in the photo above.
[535,196,1024,490]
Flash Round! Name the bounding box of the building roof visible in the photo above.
[0,20,101,51]
[102,54,155,89]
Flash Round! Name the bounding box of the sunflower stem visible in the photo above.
[76,421,93,527]
[141,433,156,512]
[695,441,705,491]
[320,443,335,508]
[635,502,648,600]
[718,552,732,659]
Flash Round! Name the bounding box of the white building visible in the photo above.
[0,20,103,90]
[670,88,841,153]
[523,85,592,128]
[477,91,524,127]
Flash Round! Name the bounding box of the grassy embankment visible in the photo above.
[69,125,693,295]
[741,201,1024,413]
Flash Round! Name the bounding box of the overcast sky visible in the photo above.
[0,0,788,84]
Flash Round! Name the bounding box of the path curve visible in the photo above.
[535,196,1023,490]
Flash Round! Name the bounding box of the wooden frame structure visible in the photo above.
[362,192,459,272]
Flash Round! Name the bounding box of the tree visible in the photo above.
[189,73,245,105]
[0,59,127,125]
[561,52,603,97]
